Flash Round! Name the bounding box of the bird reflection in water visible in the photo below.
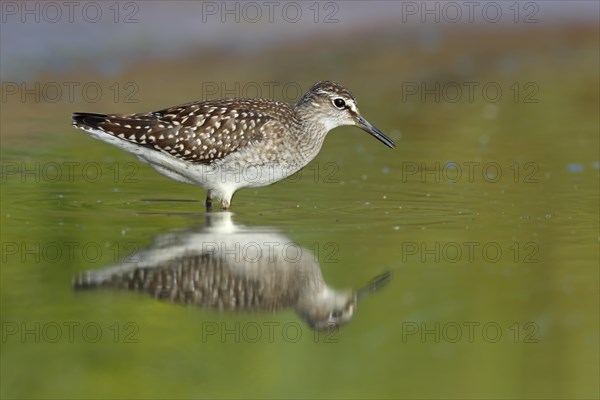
[73,213,391,331]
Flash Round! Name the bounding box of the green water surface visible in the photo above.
[1,28,598,400]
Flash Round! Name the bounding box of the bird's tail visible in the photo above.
[72,112,108,130]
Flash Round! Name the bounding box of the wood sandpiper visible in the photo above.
[72,80,395,210]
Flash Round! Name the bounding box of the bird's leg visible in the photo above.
[205,191,213,212]
[221,198,230,211]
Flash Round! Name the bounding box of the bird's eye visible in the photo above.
[331,310,343,319]
[333,98,346,109]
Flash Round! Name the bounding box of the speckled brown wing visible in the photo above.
[73,98,294,164]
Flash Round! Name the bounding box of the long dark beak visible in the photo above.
[357,271,393,302]
[357,116,395,149]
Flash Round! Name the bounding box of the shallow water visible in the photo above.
[1,28,599,400]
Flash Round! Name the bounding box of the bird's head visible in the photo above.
[297,80,395,149]
[297,289,357,331]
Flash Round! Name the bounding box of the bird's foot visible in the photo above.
[221,198,231,211]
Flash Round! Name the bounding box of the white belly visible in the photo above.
[83,127,311,202]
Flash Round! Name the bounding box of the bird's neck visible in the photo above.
[293,103,332,158]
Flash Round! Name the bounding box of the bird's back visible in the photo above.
[73,98,300,164]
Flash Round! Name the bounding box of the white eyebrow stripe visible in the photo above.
[348,100,359,114]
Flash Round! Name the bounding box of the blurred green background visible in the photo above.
[1,1,598,399]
